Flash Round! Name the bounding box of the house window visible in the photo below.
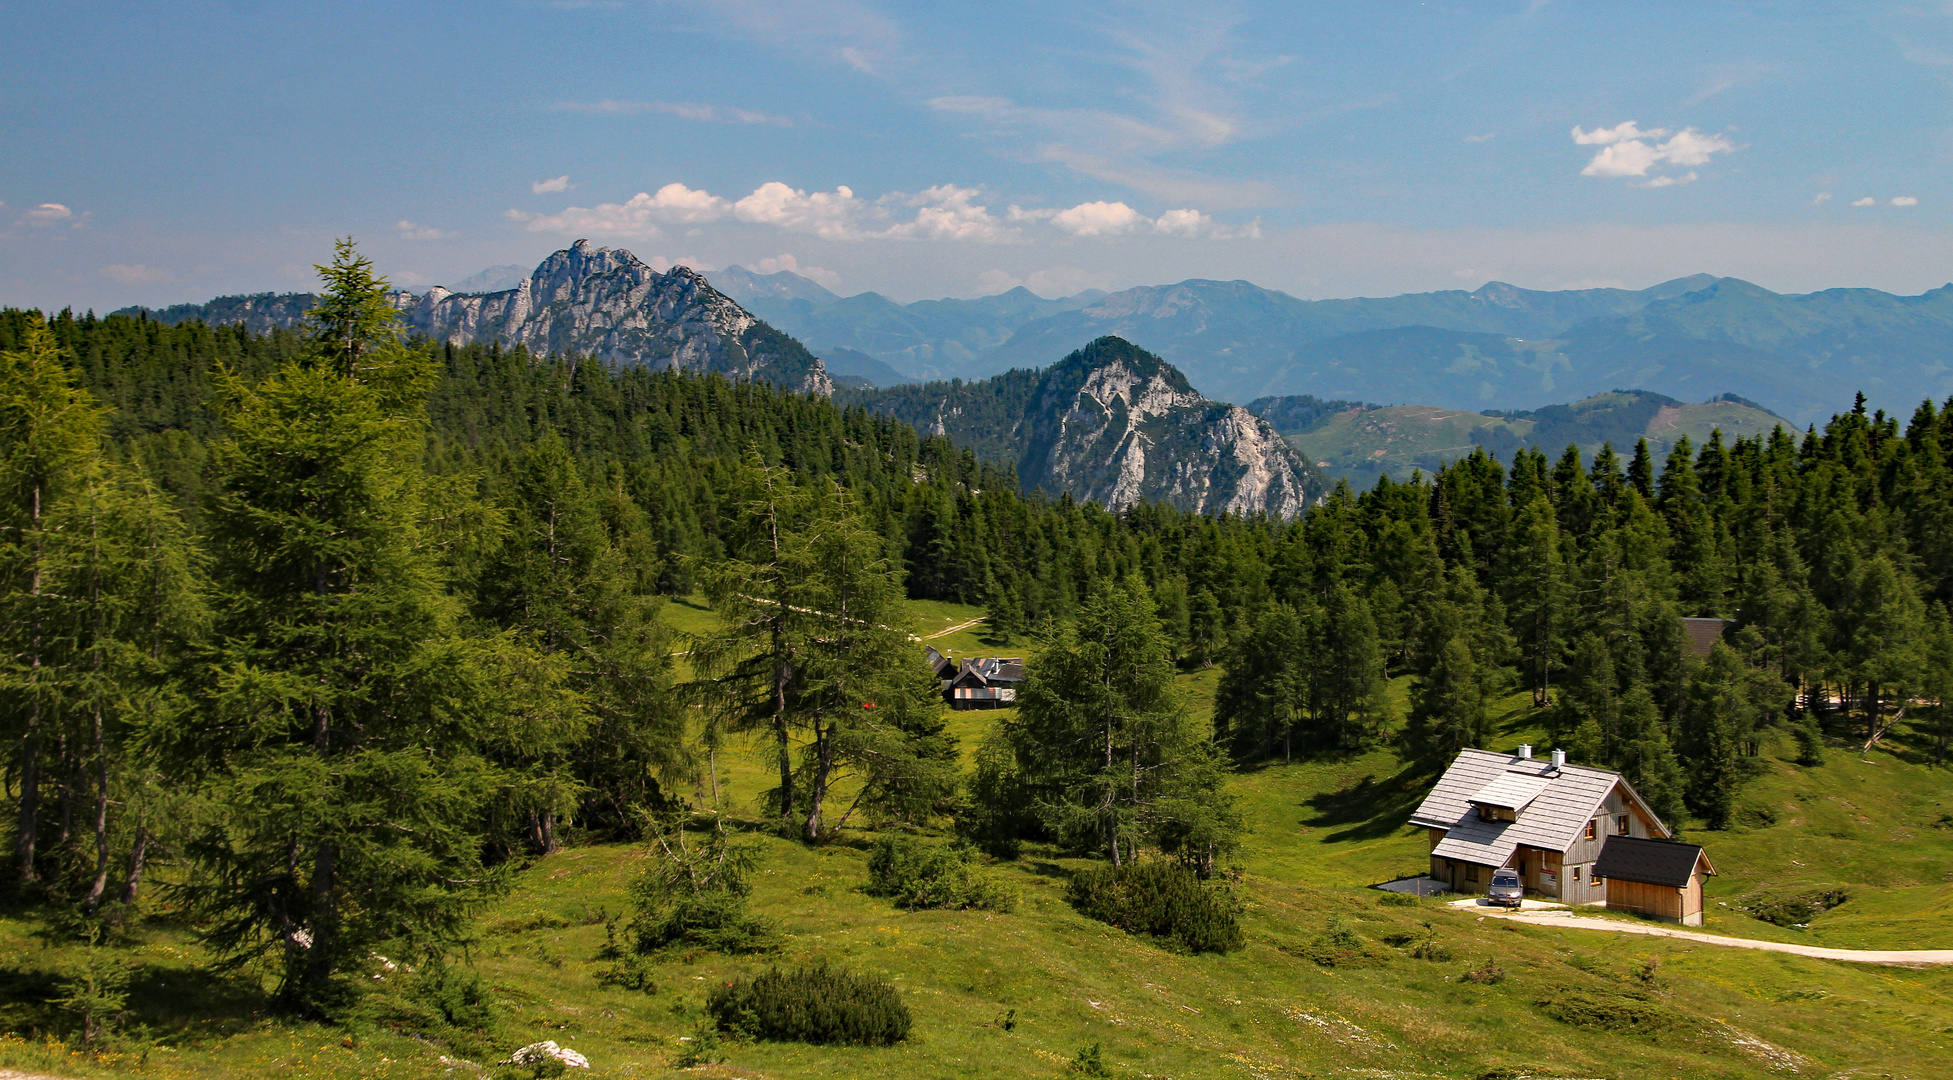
[1584,820,1597,841]
[1466,865,1480,883]
[1571,866,1582,882]
[1616,814,1630,835]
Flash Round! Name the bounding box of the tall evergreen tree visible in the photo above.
[166,245,570,1016]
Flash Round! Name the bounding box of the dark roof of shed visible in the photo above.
[1681,617,1731,658]
[1593,835,1711,887]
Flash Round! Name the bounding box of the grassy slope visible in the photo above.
[1281,399,1787,484]
[4,603,1952,1080]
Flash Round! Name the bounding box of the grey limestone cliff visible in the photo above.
[118,241,831,394]
[851,337,1322,519]
[394,241,831,394]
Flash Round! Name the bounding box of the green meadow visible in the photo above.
[2,599,1950,1080]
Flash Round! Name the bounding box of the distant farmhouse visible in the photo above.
[925,646,1026,710]
[1411,746,1717,925]
[1681,616,1732,657]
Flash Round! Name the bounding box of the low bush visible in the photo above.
[1377,891,1421,907]
[1066,859,1243,955]
[1742,887,1849,927]
[866,837,1018,912]
[1462,958,1505,985]
[1536,990,1679,1035]
[708,962,912,1046]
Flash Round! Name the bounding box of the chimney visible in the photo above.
[1550,748,1566,769]
[1516,744,1533,761]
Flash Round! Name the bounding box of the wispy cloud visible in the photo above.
[98,264,171,285]
[681,0,900,75]
[552,99,794,125]
[532,175,572,194]
[394,220,457,241]
[1892,195,1920,206]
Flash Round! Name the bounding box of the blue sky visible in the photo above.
[3,1,1950,310]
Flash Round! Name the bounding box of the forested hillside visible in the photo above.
[2,243,1952,1075]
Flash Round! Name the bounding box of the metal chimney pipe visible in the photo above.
[1516,744,1533,760]
[1550,748,1566,769]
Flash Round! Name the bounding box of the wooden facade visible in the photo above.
[1595,840,1714,925]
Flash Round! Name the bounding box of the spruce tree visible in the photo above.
[1007,583,1236,866]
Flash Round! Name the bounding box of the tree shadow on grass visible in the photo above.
[124,963,266,1043]
[1302,763,1432,844]
[0,957,264,1046]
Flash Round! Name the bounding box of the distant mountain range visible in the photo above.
[710,268,1953,423]
[1255,389,1788,485]
[843,337,1322,519]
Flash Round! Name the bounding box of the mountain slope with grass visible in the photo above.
[1255,389,1789,483]
[4,644,1948,1080]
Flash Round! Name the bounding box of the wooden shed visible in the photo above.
[1593,834,1716,926]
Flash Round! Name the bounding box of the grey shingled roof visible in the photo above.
[1411,749,1666,866]
[1594,835,1711,887]
[1470,773,1552,811]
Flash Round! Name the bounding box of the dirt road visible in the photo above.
[1481,908,1953,964]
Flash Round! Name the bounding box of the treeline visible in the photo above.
[3,242,1951,1018]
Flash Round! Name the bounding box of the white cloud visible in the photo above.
[394,220,457,241]
[1579,139,1664,178]
[1655,129,1734,167]
[98,264,170,285]
[1571,121,1668,146]
[1573,123,1734,183]
[515,181,1250,246]
[881,185,1016,243]
[1852,197,1877,207]
[1813,192,1832,204]
[506,183,734,239]
[732,182,866,240]
[25,203,75,223]
[553,100,792,125]
[1892,196,1920,206]
[1463,132,1497,143]
[1050,201,1144,236]
[532,175,572,194]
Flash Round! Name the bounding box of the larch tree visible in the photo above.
[169,242,576,1017]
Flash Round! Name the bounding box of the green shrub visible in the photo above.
[1462,958,1505,984]
[1067,1041,1113,1076]
[1537,990,1679,1035]
[1065,860,1243,955]
[1742,887,1849,927]
[866,837,1018,912]
[1377,890,1421,907]
[708,962,912,1046]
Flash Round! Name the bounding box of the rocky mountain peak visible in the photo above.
[389,244,831,395]
[850,336,1321,519]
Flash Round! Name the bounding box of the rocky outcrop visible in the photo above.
[394,241,831,394]
[1019,338,1317,518]
[118,242,831,394]
[851,337,1322,518]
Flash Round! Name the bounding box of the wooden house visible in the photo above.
[1409,746,1673,903]
[1681,617,1731,657]
[1592,834,1716,925]
[924,648,1025,710]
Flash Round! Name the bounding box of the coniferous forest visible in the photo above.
[3,244,1953,1070]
